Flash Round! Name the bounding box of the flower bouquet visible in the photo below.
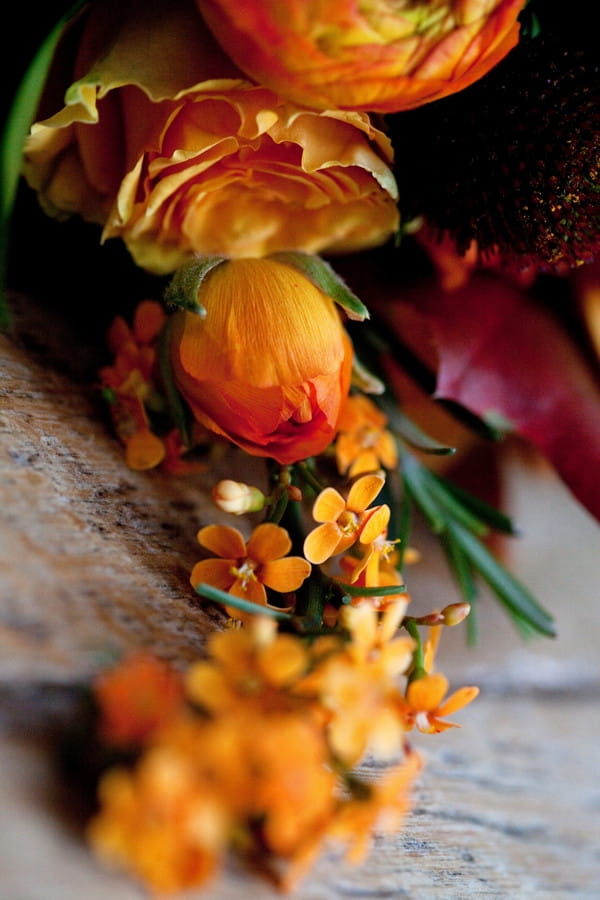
[2,0,598,894]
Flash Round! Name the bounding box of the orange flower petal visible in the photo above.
[359,504,391,544]
[261,556,311,593]
[133,299,166,344]
[124,429,165,470]
[407,673,449,712]
[347,473,385,512]
[229,577,267,607]
[196,524,247,559]
[246,522,291,563]
[437,685,480,717]
[312,487,346,523]
[377,431,398,469]
[303,522,343,565]
[190,558,236,591]
[348,450,381,478]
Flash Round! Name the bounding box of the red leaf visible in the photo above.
[381,275,600,522]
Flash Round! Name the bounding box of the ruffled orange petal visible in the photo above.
[260,557,311,593]
[197,524,247,559]
[312,487,346,523]
[406,672,449,712]
[347,473,384,512]
[246,522,291,563]
[190,558,235,591]
[359,505,391,544]
[303,522,343,565]
[437,685,480,717]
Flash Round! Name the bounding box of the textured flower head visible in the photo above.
[23,0,398,274]
[169,257,354,464]
[197,0,525,113]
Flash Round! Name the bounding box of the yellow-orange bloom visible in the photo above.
[169,258,353,464]
[99,300,168,470]
[197,0,525,113]
[303,473,389,565]
[190,522,311,617]
[23,0,398,275]
[397,672,479,733]
[336,393,398,477]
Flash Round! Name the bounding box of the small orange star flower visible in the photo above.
[191,523,311,617]
[303,474,390,565]
[397,672,479,734]
[336,394,398,478]
[100,300,168,471]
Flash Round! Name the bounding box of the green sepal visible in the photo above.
[163,256,226,314]
[269,252,369,321]
[0,0,88,329]
[157,319,193,448]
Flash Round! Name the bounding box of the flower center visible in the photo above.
[230,560,258,590]
[338,510,360,535]
[358,425,381,450]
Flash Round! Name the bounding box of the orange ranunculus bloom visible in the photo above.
[169,257,354,464]
[23,0,398,275]
[197,0,525,114]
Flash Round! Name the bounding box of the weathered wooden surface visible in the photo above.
[1,291,599,898]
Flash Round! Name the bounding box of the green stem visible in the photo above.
[405,618,427,682]
[194,583,292,621]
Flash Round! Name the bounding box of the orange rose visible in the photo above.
[197,0,525,113]
[167,257,353,464]
[22,0,398,275]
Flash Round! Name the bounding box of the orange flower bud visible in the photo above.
[212,480,266,515]
[197,0,526,113]
[169,258,353,464]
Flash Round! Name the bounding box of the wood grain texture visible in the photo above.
[1,292,599,898]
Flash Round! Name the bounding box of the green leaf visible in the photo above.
[433,472,516,535]
[163,256,226,313]
[194,583,292,621]
[337,581,407,599]
[386,404,456,456]
[270,252,369,321]
[447,521,556,638]
[0,0,88,329]
[440,531,479,644]
[400,447,555,638]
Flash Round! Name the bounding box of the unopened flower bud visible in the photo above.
[441,602,471,626]
[286,485,303,503]
[212,480,266,515]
